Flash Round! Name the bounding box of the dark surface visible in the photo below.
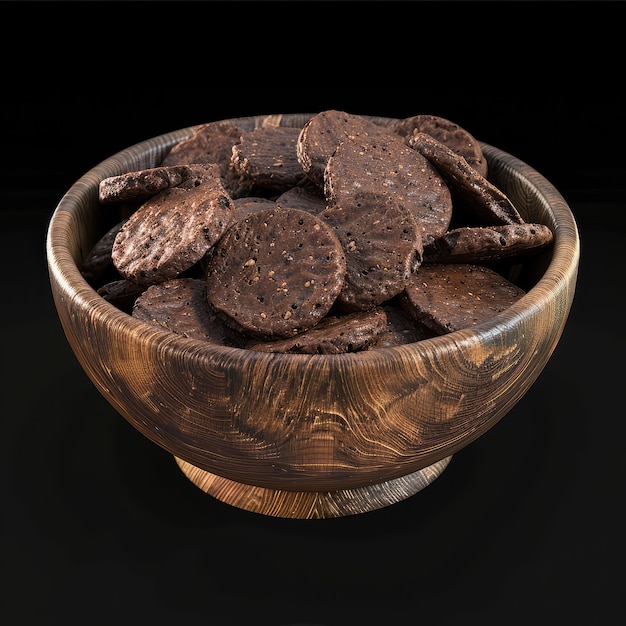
[2,3,625,625]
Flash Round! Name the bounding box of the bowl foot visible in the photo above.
[174,456,453,519]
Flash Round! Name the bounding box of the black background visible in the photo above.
[2,2,625,625]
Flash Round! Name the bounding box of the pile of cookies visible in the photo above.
[82,111,554,354]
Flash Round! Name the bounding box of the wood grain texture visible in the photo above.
[46,114,580,518]
[175,455,452,518]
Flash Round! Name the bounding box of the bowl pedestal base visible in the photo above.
[174,456,453,519]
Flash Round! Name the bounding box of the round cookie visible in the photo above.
[98,163,221,205]
[367,304,435,348]
[296,110,390,188]
[80,218,126,285]
[320,191,423,312]
[245,307,389,354]
[230,125,307,195]
[409,132,524,226]
[232,196,279,222]
[388,114,488,178]
[324,133,454,245]
[423,223,554,264]
[275,184,327,214]
[399,263,526,335]
[96,278,146,313]
[132,277,240,346]
[205,206,347,339]
[161,120,243,174]
[111,175,236,286]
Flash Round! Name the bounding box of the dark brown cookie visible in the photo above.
[229,125,307,195]
[132,277,241,345]
[367,304,435,348]
[423,223,554,264]
[324,133,453,245]
[409,132,524,226]
[320,191,423,311]
[296,110,390,188]
[98,163,221,205]
[205,206,347,339]
[97,278,146,312]
[387,114,488,178]
[274,184,327,214]
[233,197,278,221]
[81,219,126,285]
[160,120,243,174]
[399,263,526,335]
[246,307,389,354]
[111,175,236,286]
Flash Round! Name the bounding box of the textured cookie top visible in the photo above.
[232,196,279,222]
[423,223,554,264]
[98,163,220,205]
[324,133,453,245]
[409,132,524,226]
[400,263,526,334]
[275,184,327,214]
[205,206,347,339]
[368,304,435,348]
[111,175,236,285]
[320,190,423,311]
[296,109,390,188]
[160,120,243,174]
[132,277,239,345]
[388,113,488,178]
[246,307,389,354]
[80,219,126,284]
[229,125,307,195]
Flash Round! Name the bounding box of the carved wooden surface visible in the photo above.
[46,114,580,518]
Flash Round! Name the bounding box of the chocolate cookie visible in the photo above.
[111,175,236,286]
[296,110,390,188]
[367,304,435,348]
[409,132,524,226]
[388,114,488,178]
[324,133,453,245]
[400,263,526,334]
[81,219,126,285]
[160,120,243,174]
[97,278,146,312]
[229,125,307,196]
[205,206,347,339]
[320,190,423,311]
[423,223,554,264]
[132,277,240,345]
[246,307,389,354]
[274,184,327,214]
[233,197,279,221]
[98,163,221,205]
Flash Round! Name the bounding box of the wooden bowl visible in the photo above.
[46,113,580,518]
